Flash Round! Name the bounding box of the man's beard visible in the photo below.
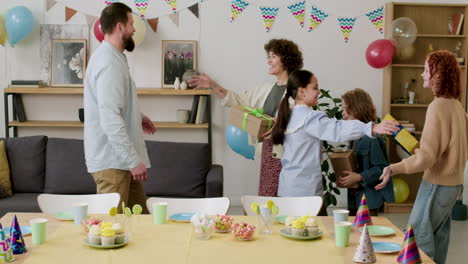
[123,35,135,52]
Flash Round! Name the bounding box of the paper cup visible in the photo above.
[333,209,349,223]
[335,221,352,247]
[152,202,168,224]
[30,218,47,245]
[72,202,88,225]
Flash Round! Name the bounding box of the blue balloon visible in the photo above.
[5,6,34,46]
[226,125,255,160]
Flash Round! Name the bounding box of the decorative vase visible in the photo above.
[180,81,188,90]
[173,77,180,90]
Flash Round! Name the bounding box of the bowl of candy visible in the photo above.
[214,215,234,233]
[232,222,256,241]
[82,217,103,232]
[191,212,215,240]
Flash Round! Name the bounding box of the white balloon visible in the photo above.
[391,17,417,48]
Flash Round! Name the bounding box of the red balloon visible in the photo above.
[365,39,395,69]
[94,18,104,43]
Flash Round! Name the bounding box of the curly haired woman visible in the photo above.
[376,50,467,264]
[188,39,303,196]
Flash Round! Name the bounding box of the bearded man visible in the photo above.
[84,2,156,214]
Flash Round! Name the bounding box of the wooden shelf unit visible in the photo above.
[3,87,213,153]
[383,2,468,213]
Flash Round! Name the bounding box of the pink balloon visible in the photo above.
[366,39,395,69]
[94,18,104,43]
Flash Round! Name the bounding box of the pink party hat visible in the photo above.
[353,224,376,263]
[397,225,422,264]
[0,223,14,263]
[353,194,373,227]
[9,215,27,254]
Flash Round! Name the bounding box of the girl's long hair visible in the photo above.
[271,70,314,145]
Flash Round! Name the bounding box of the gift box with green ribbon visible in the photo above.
[229,105,274,142]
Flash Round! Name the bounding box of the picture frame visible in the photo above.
[162,40,198,88]
[50,39,87,87]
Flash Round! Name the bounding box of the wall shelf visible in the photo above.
[4,87,211,96]
[8,121,209,129]
[417,34,465,38]
[390,104,430,108]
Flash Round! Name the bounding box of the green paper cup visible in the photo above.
[335,221,352,247]
[152,202,168,224]
[30,218,47,245]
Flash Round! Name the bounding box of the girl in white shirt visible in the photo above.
[271,70,398,198]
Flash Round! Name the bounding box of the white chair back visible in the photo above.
[146,197,230,216]
[37,193,120,214]
[241,195,322,216]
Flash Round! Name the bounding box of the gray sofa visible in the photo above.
[0,136,223,217]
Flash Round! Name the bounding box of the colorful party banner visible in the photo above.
[338,17,357,43]
[65,7,77,22]
[260,7,279,32]
[309,5,328,32]
[169,12,180,26]
[85,15,98,28]
[165,0,177,13]
[188,3,199,18]
[287,1,305,28]
[104,0,117,5]
[366,6,384,34]
[46,0,58,11]
[230,0,250,23]
[147,17,159,32]
[134,0,149,17]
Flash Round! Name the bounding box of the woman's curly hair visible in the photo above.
[427,50,461,99]
[264,39,303,73]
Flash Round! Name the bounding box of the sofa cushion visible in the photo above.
[143,141,210,197]
[0,141,12,198]
[44,138,96,194]
[4,136,47,193]
[0,193,41,217]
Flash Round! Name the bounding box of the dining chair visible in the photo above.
[146,197,230,215]
[37,193,120,214]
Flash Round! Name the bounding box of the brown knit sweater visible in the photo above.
[390,97,468,186]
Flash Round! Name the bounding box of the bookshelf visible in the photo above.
[383,3,468,213]
[3,87,213,155]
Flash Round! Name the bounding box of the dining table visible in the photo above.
[0,213,434,264]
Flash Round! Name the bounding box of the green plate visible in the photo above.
[359,225,396,237]
[279,229,322,240]
[53,211,74,221]
[83,238,129,249]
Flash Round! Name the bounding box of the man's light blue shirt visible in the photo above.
[84,41,150,173]
[278,105,373,197]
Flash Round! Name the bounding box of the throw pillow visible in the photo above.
[0,141,12,198]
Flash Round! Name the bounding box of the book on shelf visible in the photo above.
[195,95,205,124]
[188,95,200,124]
[451,13,464,35]
[199,96,208,124]
[10,84,44,88]
[12,95,27,122]
[11,80,44,86]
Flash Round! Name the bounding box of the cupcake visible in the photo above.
[88,225,101,245]
[291,220,306,236]
[101,227,116,246]
[305,218,319,236]
[100,222,113,230]
[284,216,297,234]
[112,223,125,244]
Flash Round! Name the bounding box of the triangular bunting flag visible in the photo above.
[169,13,180,27]
[0,223,14,263]
[46,0,58,12]
[230,0,249,23]
[287,1,305,28]
[65,7,77,22]
[366,6,384,34]
[188,4,199,19]
[353,225,376,263]
[10,215,26,255]
[165,0,177,14]
[397,225,422,264]
[309,5,328,32]
[134,0,149,18]
[338,17,357,43]
[104,0,117,5]
[260,7,279,32]
[147,18,159,32]
[353,194,373,227]
[85,15,98,28]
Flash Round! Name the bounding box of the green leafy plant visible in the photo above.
[312,89,345,209]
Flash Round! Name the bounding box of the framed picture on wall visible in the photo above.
[162,40,198,88]
[50,39,87,87]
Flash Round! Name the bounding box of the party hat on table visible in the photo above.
[353,194,373,228]
[9,215,26,254]
[397,225,422,264]
[0,223,14,263]
[353,224,376,263]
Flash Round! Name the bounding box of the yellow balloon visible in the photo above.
[393,178,410,203]
[0,16,6,46]
[132,14,146,47]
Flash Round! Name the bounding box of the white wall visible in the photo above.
[1,0,467,206]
